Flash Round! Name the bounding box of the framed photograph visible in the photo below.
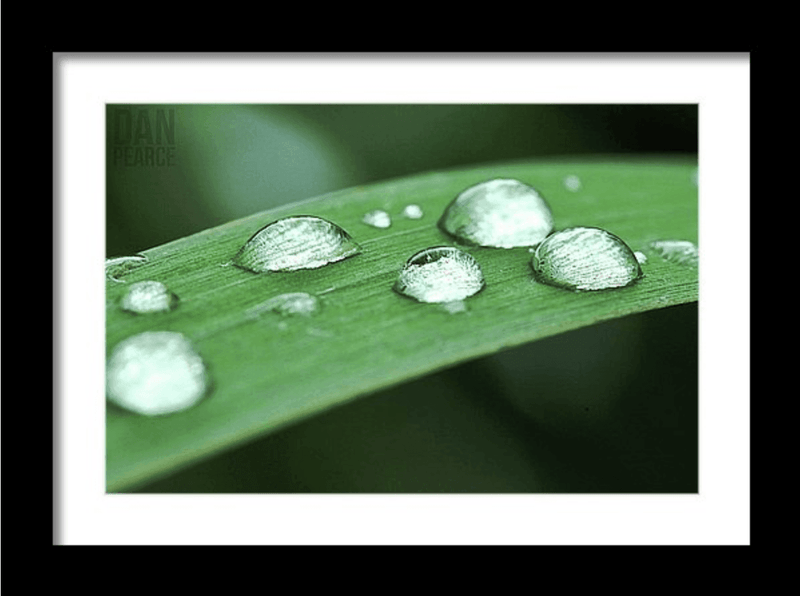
[55,53,750,545]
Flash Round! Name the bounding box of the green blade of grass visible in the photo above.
[106,157,698,491]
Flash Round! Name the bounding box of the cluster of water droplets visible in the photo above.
[106,215,360,415]
[362,204,424,229]
[107,171,696,416]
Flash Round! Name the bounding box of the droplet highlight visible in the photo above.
[362,209,392,229]
[106,254,148,283]
[120,280,178,314]
[649,240,698,266]
[106,331,210,416]
[634,251,648,264]
[402,204,424,219]
[246,292,320,318]
[232,216,362,273]
[438,178,554,248]
[393,246,485,303]
[563,175,582,192]
[531,227,643,291]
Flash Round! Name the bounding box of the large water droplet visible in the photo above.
[246,292,320,318]
[362,209,392,229]
[649,240,698,266]
[402,204,424,219]
[438,179,554,248]
[120,280,178,314]
[106,332,210,416]
[106,254,148,283]
[531,227,642,291]
[393,246,485,303]
[232,216,362,273]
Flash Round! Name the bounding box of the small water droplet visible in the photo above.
[393,246,485,303]
[634,251,648,264]
[232,216,362,273]
[439,179,554,248]
[246,292,320,318]
[402,204,424,219]
[440,300,468,314]
[106,254,148,283]
[307,327,334,338]
[563,175,582,192]
[120,280,178,314]
[531,227,643,291]
[363,209,392,229]
[649,240,698,266]
[106,331,210,416]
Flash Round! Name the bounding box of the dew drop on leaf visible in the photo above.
[106,254,148,283]
[440,300,468,314]
[438,178,554,248]
[106,331,210,416]
[649,240,698,266]
[120,280,178,314]
[362,209,392,229]
[563,175,582,192]
[401,204,424,219]
[531,227,643,291]
[393,246,485,303]
[245,292,320,318]
[232,216,362,273]
[307,327,334,338]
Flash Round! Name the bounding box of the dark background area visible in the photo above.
[107,105,697,256]
[107,104,698,492]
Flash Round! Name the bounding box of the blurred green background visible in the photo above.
[107,104,698,492]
